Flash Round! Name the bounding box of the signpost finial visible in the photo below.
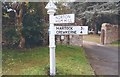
[45,1,57,10]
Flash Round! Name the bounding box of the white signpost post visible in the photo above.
[45,1,57,76]
[45,1,88,76]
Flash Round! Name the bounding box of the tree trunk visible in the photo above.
[16,6,25,49]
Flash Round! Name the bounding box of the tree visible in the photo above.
[56,2,71,14]
[22,2,48,48]
[2,2,49,48]
[70,2,119,34]
[11,2,28,48]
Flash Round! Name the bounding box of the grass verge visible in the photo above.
[2,45,94,75]
[109,40,120,47]
[83,34,100,43]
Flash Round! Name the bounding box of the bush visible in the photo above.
[2,26,19,48]
[22,12,48,48]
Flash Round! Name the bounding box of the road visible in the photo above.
[83,41,118,75]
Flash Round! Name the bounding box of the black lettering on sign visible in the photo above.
[65,27,72,30]
[56,16,60,20]
[56,26,73,30]
[60,27,63,29]
[60,16,62,19]
[56,27,60,30]
[70,27,73,30]
[80,31,82,33]
[67,15,71,19]
[71,31,75,34]
[64,19,67,22]
[81,27,83,30]
[61,19,63,22]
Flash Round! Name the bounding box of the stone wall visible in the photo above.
[56,35,83,46]
[69,35,83,46]
[100,23,119,44]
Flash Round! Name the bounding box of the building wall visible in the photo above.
[100,23,119,44]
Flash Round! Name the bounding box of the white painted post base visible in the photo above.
[50,47,56,76]
[49,14,56,76]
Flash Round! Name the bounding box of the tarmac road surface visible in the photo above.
[83,41,118,75]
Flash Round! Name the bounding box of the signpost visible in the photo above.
[45,1,88,76]
[55,26,88,35]
[45,1,57,76]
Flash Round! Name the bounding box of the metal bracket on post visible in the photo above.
[45,1,57,76]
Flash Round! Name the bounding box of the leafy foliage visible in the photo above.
[22,2,48,48]
[22,10,45,47]
[2,26,19,48]
[2,2,48,48]
[70,2,119,33]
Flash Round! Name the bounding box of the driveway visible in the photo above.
[83,41,118,75]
